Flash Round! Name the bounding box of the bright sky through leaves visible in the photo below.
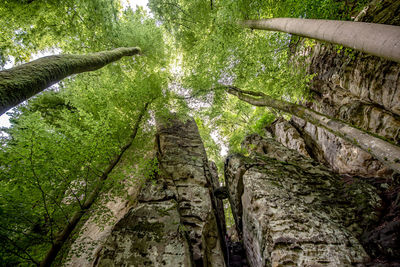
[121,0,150,11]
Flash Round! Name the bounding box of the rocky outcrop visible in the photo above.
[290,42,399,177]
[65,185,142,266]
[269,118,310,158]
[307,0,400,119]
[94,180,192,267]
[291,116,393,178]
[268,116,390,177]
[362,182,400,265]
[286,0,400,178]
[225,134,381,267]
[93,116,226,266]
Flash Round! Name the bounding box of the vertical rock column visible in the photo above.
[94,116,226,267]
[225,134,381,267]
[156,116,226,267]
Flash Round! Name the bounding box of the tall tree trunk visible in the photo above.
[0,47,141,115]
[239,18,400,63]
[227,86,400,174]
[39,102,150,267]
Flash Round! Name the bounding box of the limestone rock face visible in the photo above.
[286,0,400,178]
[266,74,397,178]
[269,118,310,158]
[65,185,141,266]
[94,182,191,267]
[291,116,392,178]
[290,40,399,178]
[94,116,226,267]
[225,134,381,267]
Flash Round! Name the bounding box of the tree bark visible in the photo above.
[227,86,400,174]
[0,47,141,115]
[239,18,400,63]
[39,102,149,267]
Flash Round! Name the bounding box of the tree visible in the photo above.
[240,18,400,63]
[0,47,141,115]
[227,86,400,173]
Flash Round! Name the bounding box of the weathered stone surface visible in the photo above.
[310,80,400,145]
[267,114,393,178]
[292,116,393,178]
[290,41,398,177]
[225,134,381,267]
[156,117,226,266]
[286,0,400,178]
[355,0,400,26]
[209,160,228,261]
[94,182,191,267]
[308,44,400,117]
[361,182,400,265]
[269,117,310,158]
[282,3,400,264]
[94,116,226,267]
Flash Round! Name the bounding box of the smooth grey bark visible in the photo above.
[0,47,141,115]
[39,102,150,267]
[239,18,400,63]
[227,86,400,174]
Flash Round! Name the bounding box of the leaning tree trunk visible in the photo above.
[227,86,400,174]
[39,102,149,267]
[0,47,141,115]
[239,18,400,63]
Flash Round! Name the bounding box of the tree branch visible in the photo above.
[226,85,400,173]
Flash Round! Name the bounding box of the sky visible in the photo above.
[121,0,149,12]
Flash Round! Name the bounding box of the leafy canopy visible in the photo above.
[0,4,173,265]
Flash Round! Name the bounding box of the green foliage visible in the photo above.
[0,4,170,265]
[0,0,121,67]
[148,0,365,161]
[112,8,167,62]
[148,0,317,160]
[223,199,235,229]
[195,116,225,174]
[142,158,160,183]
[231,0,369,20]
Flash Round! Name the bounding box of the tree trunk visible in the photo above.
[0,47,141,115]
[39,102,149,267]
[239,18,400,63]
[227,86,400,174]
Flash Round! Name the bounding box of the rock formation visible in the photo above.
[93,116,226,266]
[225,134,381,266]
[286,0,400,178]
[232,1,400,265]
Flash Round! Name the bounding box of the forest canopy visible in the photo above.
[0,0,388,266]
